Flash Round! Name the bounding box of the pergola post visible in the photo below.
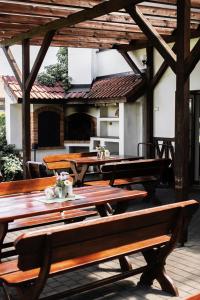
[146,45,154,158]
[175,0,191,200]
[22,39,31,178]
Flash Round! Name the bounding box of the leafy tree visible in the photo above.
[37,47,70,91]
[0,113,23,181]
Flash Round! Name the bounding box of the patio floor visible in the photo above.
[1,186,200,300]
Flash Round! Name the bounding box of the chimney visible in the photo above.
[68,48,97,85]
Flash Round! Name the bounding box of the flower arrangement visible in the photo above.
[96,145,106,159]
[96,145,110,159]
[55,172,73,198]
[56,171,70,187]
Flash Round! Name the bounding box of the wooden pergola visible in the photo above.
[0,0,200,200]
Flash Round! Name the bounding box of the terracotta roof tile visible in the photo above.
[2,75,65,100]
[3,73,144,102]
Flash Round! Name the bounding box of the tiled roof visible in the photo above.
[3,76,65,100]
[3,73,144,102]
[87,74,143,99]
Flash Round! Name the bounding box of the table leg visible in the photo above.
[96,204,113,217]
[0,222,8,260]
[70,163,89,186]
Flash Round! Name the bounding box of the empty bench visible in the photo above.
[86,158,172,204]
[0,176,96,258]
[0,199,198,300]
[43,151,97,174]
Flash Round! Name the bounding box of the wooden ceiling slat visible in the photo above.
[0,2,200,22]
[0,0,147,46]
[3,0,200,9]
[0,0,199,49]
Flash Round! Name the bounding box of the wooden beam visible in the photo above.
[126,6,176,73]
[185,38,200,78]
[2,46,22,87]
[26,30,55,93]
[146,45,154,158]
[117,50,143,76]
[175,0,191,200]
[151,43,176,89]
[0,0,143,47]
[22,39,31,178]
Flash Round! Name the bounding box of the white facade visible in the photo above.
[2,46,146,158]
[0,45,59,76]
[153,38,200,138]
[5,44,189,159]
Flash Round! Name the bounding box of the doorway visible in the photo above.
[38,111,60,147]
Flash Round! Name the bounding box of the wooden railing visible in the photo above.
[137,137,175,185]
[153,137,175,165]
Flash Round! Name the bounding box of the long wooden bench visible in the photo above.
[43,151,97,174]
[0,176,97,258]
[0,199,198,300]
[186,294,200,300]
[86,158,172,204]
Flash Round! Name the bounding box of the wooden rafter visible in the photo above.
[2,46,22,87]
[117,50,144,76]
[185,38,200,78]
[126,6,176,73]
[151,43,176,88]
[26,30,56,93]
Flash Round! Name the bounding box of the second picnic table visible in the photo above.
[66,155,143,186]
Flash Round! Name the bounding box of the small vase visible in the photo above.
[55,186,66,199]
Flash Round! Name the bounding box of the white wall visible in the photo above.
[5,90,22,149]
[153,38,200,138]
[124,99,144,155]
[0,45,59,76]
[96,50,132,77]
[68,48,97,84]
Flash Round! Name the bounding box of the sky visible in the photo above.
[0,45,59,76]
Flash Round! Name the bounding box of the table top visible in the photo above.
[66,155,143,166]
[0,185,147,223]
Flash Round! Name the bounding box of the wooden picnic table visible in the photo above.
[66,155,143,186]
[0,185,147,264]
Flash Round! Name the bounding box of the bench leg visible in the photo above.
[1,282,12,300]
[96,204,113,216]
[119,256,132,272]
[0,223,8,261]
[142,182,161,205]
[138,248,178,296]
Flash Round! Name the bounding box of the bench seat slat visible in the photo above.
[8,209,97,231]
[85,176,157,187]
[0,235,170,285]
